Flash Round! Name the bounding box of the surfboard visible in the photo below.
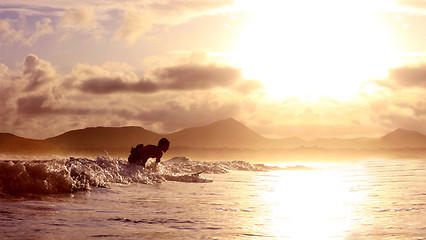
[191,170,206,176]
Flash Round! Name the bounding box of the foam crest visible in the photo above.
[0,156,277,195]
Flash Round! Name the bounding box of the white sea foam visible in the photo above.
[0,156,280,195]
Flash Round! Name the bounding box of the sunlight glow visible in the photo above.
[258,166,365,239]
[231,0,398,100]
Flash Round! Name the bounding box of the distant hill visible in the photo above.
[380,128,426,148]
[1,119,426,157]
[166,118,267,148]
[308,128,426,149]
[45,126,162,149]
[0,133,50,153]
[166,118,307,149]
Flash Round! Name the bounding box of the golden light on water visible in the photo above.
[257,166,366,239]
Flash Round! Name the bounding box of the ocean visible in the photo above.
[0,156,425,239]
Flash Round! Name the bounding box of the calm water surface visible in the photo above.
[1,158,425,239]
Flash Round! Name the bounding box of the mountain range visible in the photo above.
[1,118,426,158]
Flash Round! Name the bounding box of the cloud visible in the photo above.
[360,80,426,135]
[413,101,426,116]
[155,64,262,93]
[367,63,426,91]
[0,19,23,47]
[388,64,426,88]
[0,64,17,132]
[118,100,240,133]
[149,0,235,12]
[114,1,235,44]
[63,62,158,94]
[234,79,264,94]
[59,7,96,29]
[27,18,54,43]
[376,111,426,133]
[71,63,262,94]
[113,8,151,45]
[78,77,158,94]
[6,53,407,140]
[0,18,53,47]
[154,64,241,90]
[0,54,260,138]
[22,54,56,92]
[16,95,92,115]
[1,1,237,47]
[16,95,49,115]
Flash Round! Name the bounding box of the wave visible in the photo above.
[0,156,279,195]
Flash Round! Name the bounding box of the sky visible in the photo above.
[1,0,426,140]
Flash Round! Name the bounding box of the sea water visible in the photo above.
[0,156,425,239]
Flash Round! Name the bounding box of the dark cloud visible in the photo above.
[17,95,49,114]
[17,95,91,115]
[387,64,426,89]
[78,77,158,94]
[155,64,241,90]
[22,54,55,92]
[76,64,262,94]
[374,64,426,90]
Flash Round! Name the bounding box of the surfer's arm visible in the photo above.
[155,151,163,163]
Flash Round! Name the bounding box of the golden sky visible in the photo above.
[1,0,426,139]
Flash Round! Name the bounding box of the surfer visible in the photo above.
[128,138,170,168]
[128,144,144,164]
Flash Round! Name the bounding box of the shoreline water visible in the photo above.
[0,157,425,239]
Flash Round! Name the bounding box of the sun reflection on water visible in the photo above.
[257,165,366,239]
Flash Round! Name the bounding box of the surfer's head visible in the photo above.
[158,138,170,152]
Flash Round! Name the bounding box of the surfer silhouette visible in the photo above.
[128,138,170,168]
[128,144,144,164]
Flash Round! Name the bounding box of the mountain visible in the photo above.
[308,128,426,149]
[0,133,49,153]
[2,120,426,157]
[380,128,426,148]
[165,118,307,149]
[166,118,268,148]
[45,126,161,149]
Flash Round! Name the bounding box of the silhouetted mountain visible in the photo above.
[308,128,426,149]
[0,133,26,144]
[45,126,161,149]
[165,118,307,149]
[2,120,426,157]
[380,128,426,148]
[0,133,49,153]
[166,118,268,148]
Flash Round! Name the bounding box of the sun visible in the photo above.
[230,0,398,100]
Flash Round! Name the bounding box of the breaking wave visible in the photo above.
[0,156,280,195]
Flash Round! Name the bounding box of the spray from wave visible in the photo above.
[0,156,280,195]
